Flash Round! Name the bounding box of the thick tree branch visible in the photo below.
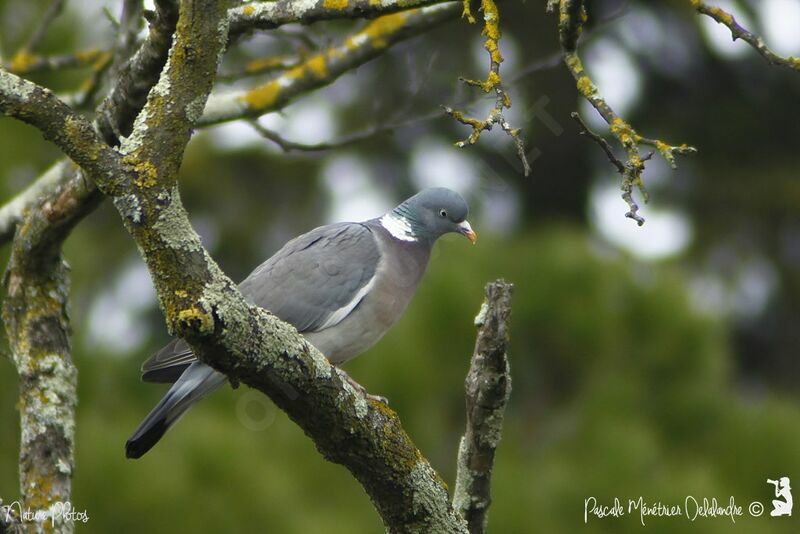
[201,4,459,125]
[554,0,695,225]
[453,280,513,534]
[691,0,800,71]
[2,206,77,534]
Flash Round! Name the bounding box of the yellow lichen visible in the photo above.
[610,117,638,147]
[241,80,281,111]
[706,5,734,26]
[307,55,328,78]
[576,75,596,96]
[244,56,290,74]
[481,0,503,65]
[177,306,214,335]
[123,155,159,188]
[9,51,36,73]
[75,48,102,63]
[64,116,102,162]
[242,4,255,16]
[174,289,188,298]
[462,0,476,24]
[565,52,583,73]
[480,70,501,92]
[322,0,349,9]
[362,12,410,49]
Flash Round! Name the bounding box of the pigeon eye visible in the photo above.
[439,209,447,218]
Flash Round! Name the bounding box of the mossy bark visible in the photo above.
[2,213,78,534]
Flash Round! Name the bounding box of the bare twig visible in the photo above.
[228,0,453,36]
[454,280,513,534]
[247,109,442,152]
[21,0,65,53]
[571,112,658,225]
[445,0,530,175]
[556,0,695,225]
[218,55,303,82]
[6,49,109,74]
[571,111,623,173]
[691,0,800,71]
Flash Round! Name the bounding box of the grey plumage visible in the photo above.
[126,187,475,459]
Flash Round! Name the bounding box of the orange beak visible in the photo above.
[458,220,477,244]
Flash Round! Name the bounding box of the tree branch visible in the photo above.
[9,0,65,67]
[228,0,452,37]
[247,107,442,152]
[554,0,696,225]
[453,280,513,534]
[2,203,77,534]
[444,0,530,176]
[201,4,460,125]
[96,0,179,145]
[691,0,800,71]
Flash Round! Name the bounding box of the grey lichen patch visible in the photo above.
[288,0,318,19]
[198,92,247,126]
[152,187,203,251]
[215,17,231,65]
[56,458,72,475]
[309,345,332,379]
[0,69,35,100]
[120,107,150,155]
[473,302,488,327]
[478,409,506,448]
[452,436,474,509]
[113,194,142,224]
[407,460,462,528]
[185,94,208,124]
[150,38,178,99]
[335,372,368,418]
[19,361,77,450]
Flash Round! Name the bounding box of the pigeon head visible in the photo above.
[380,187,477,244]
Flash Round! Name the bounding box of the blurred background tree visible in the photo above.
[1,0,800,532]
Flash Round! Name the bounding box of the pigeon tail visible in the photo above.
[126,362,226,459]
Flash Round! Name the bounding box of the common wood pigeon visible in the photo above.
[126,187,476,458]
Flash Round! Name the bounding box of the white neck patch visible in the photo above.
[380,213,417,242]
